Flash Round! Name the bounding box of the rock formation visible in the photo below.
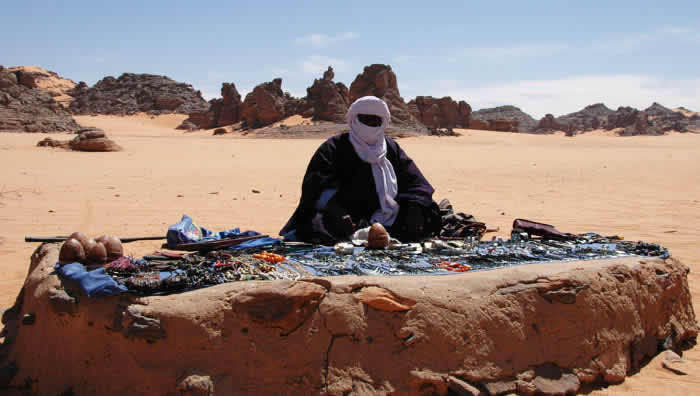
[533,104,610,134]
[1,244,696,395]
[69,73,208,115]
[177,82,243,130]
[348,64,423,129]
[240,78,307,128]
[535,114,568,134]
[36,127,122,152]
[534,103,695,135]
[6,66,76,108]
[408,96,471,129]
[470,105,537,132]
[0,65,81,133]
[306,67,349,122]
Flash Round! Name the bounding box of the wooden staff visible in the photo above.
[25,236,166,243]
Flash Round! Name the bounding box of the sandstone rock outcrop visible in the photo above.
[348,64,424,130]
[470,105,537,132]
[239,78,307,128]
[177,82,243,130]
[7,66,76,108]
[69,73,208,115]
[0,65,82,133]
[1,244,696,395]
[408,96,471,129]
[36,127,122,152]
[306,67,349,122]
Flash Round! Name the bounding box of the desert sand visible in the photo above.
[1,114,699,394]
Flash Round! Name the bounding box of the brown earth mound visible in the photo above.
[6,66,76,108]
[408,96,471,130]
[1,244,696,395]
[0,65,81,133]
[69,73,209,116]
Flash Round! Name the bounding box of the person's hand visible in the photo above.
[322,198,354,239]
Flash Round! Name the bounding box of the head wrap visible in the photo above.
[346,96,399,226]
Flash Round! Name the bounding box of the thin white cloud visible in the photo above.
[295,32,358,48]
[460,43,569,59]
[300,55,348,75]
[445,26,700,62]
[441,75,700,119]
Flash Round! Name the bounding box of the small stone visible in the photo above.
[354,286,415,312]
[447,376,481,396]
[22,313,35,325]
[176,374,214,396]
[662,350,688,375]
[367,223,390,249]
[483,380,516,395]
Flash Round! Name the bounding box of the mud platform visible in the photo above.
[1,243,697,395]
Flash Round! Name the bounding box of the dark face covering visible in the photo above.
[357,114,383,127]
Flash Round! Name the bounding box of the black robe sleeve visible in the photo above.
[279,136,340,239]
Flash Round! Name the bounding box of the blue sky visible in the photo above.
[2,1,699,118]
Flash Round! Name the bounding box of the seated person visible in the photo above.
[280,96,441,244]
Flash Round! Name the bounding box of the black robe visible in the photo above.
[280,132,440,242]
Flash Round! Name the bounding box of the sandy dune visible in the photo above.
[1,114,699,394]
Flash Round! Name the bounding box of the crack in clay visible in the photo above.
[318,304,343,394]
[280,292,328,337]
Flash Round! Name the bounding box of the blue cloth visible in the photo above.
[167,214,281,249]
[55,263,127,297]
[229,236,281,250]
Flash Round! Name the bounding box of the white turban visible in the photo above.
[346,96,399,226]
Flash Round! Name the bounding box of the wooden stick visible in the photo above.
[25,236,166,243]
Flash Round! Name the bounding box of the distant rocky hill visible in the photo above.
[0,65,81,133]
[7,66,76,108]
[534,102,697,135]
[470,105,538,132]
[69,73,209,115]
[11,63,696,137]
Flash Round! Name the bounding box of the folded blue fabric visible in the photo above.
[229,236,281,250]
[167,214,281,249]
[55,263,127,297]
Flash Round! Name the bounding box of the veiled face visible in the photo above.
[357,114,383,127]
